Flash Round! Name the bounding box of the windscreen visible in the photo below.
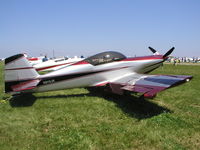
[85,51,126,65]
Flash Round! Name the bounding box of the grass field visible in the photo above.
[0,62,200,150]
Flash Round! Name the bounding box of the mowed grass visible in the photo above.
[0,62,200,150]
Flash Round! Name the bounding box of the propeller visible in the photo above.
[148,47,160,55]
[148,47,157,54]
[163,47,175,58]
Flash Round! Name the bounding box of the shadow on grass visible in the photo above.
[88,89,171,120]
[9,89,171,119]
[107,95,171,119]
[9,94,36,107]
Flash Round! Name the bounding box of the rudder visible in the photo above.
[4,54,40,93]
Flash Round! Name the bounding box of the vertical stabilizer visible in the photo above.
[4,54,40,93]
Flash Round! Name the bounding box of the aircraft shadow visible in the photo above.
[9,90,171,119]
[87,91,171,120]
[9,94,37,107]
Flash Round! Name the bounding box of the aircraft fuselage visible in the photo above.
[34,55,164,93]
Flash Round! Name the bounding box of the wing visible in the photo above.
[103,73,192,98]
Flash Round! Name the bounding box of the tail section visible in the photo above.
[4,54,40,94]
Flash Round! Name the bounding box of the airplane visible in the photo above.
[4,47,192,99]
[33,56,83,72]
[24,54,47,65]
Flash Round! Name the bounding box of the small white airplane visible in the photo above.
[33,56,83,72]
[24,54,48,65]
[4,47,192,98]
[25,54,47,65]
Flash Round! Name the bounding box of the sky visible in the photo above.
[0,0,200,58]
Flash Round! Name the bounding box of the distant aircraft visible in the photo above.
[4,47,192,98]
[33,56,83,72]
[24,54,47,65]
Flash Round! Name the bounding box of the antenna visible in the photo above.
[53,50,55,58]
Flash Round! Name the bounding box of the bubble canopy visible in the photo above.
[84,51,127,66]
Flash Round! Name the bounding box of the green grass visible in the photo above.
[0,62,200,150]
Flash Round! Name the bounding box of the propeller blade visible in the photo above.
[148,47,157,54]
[163,47,175,58]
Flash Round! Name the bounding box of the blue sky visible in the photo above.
[0,0,200,58]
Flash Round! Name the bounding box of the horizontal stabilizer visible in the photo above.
[11,79,40,92]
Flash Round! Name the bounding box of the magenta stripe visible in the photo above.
[122,55,163,61]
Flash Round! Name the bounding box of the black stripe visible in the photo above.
[144,61,164,69]
[38,67,128,86]
[5,66,128,93]
[143,61,164,74]
[38,70,105,86]
[5,54,24,64]
[5,71,99,93]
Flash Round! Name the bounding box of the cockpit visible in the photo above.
[84,51,127,66]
